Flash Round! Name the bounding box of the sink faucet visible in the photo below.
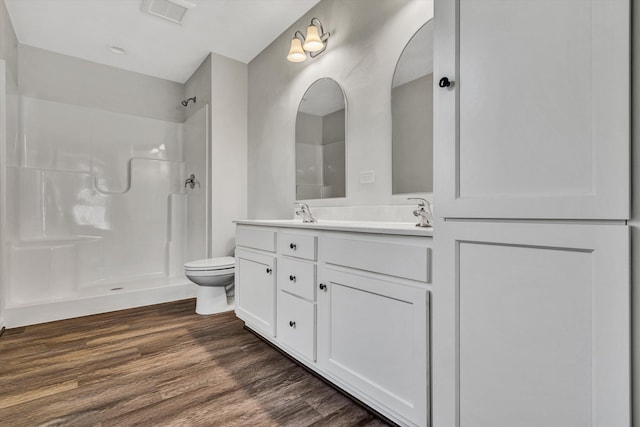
[294,202,316,223]
[408,198,432,227]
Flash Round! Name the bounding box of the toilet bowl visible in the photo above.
[184,256,235,315]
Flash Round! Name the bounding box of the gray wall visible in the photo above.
[19,45,184,122]
[247,0,432,218]
[296,111,323,199]
[631,2,639,425]
[322,108,345,146]
[322,108,346,197]
[392,73,433,194]
[0,0,18,82]
[185,54,214,256]
[184,54,212,120]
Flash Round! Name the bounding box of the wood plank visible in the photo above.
[0,299,390,426]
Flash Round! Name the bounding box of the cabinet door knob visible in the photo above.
[289,243,297,250]
[289,275,296,282]
[319,283,327,291]
[439,76,453,88]
[266,267,272,274]
[289,321,296,328]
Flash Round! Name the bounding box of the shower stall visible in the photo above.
[0,61,209,326]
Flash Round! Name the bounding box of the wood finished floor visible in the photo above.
[0,299,390,426]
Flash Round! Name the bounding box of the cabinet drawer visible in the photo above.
[277,292,316,361]
[278,232,317,260]
[278,258,316,301]
[323,235,430,282]
[236,226,276,252]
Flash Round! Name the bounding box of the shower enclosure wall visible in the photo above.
[1,73,209,326]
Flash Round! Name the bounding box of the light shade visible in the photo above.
[287,37,307,62]
[303,25,324,52]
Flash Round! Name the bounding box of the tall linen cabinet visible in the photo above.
[432,1,630,426]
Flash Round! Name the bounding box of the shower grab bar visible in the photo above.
[14,157,187,195]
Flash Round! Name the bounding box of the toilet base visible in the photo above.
[196,285,230,315]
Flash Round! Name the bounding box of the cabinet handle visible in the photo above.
[289,321,296,328]
[266,267,272,274]
[319,283,327,291]
[289,243,297,250]
[439,76,453,88]
[289,275,296,282]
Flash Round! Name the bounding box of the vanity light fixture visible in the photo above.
[287,18,330,62]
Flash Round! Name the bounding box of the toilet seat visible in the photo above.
[184,256,235,273]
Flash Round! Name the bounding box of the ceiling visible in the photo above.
[4,0,322,83]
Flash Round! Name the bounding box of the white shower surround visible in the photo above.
[2,96,209,327]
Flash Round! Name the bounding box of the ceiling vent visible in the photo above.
[141,0,196,24]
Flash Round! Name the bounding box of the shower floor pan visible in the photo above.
[3,276,197,328]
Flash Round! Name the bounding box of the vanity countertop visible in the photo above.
[234,219,433,237]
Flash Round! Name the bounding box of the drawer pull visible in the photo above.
[289,321,296,328]
[266,267,272,274]
[289,275,296,282]
[289,243,297,250]
[319,283,327,291]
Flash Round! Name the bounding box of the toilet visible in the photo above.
[184,256,235,315]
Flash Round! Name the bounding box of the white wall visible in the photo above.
[631,2,639,424]
[248,0,433,218]
[210,53,248,257]
[174,52,249,260]
[0,0,19,330]
[19,45,184,123]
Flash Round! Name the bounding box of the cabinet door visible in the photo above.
[433,221,629,427]
[317,269,429,427]
[234,249,276,336]
[434,0,629,219]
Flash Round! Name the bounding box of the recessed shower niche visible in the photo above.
[4,95,208,323]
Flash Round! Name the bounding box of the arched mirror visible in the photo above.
[295,78,346,200]
[391,20,433,195]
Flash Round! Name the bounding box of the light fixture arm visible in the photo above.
[308,17,330,58]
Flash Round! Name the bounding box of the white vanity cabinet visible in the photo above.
[276,229,318,362]
[318,232,430,427]
[433,1,631,425]
[434,222,630,427]
[234,221,433,427]
[235,226,277,336]
[434,0,630,220]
